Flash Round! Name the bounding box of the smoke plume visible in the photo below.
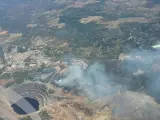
[54,50,160,120]
[120,50,160,102]
[56,50,160,102]
[56,63,126,98]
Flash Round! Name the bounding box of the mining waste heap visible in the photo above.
[12,82,49,106]
[8,82,49,116]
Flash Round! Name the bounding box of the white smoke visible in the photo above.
[120,50,160,102]
[56,63,126,98]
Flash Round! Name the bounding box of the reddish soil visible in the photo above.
[0,79,15,86]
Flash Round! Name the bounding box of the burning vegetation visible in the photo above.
[0,0,160,120]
